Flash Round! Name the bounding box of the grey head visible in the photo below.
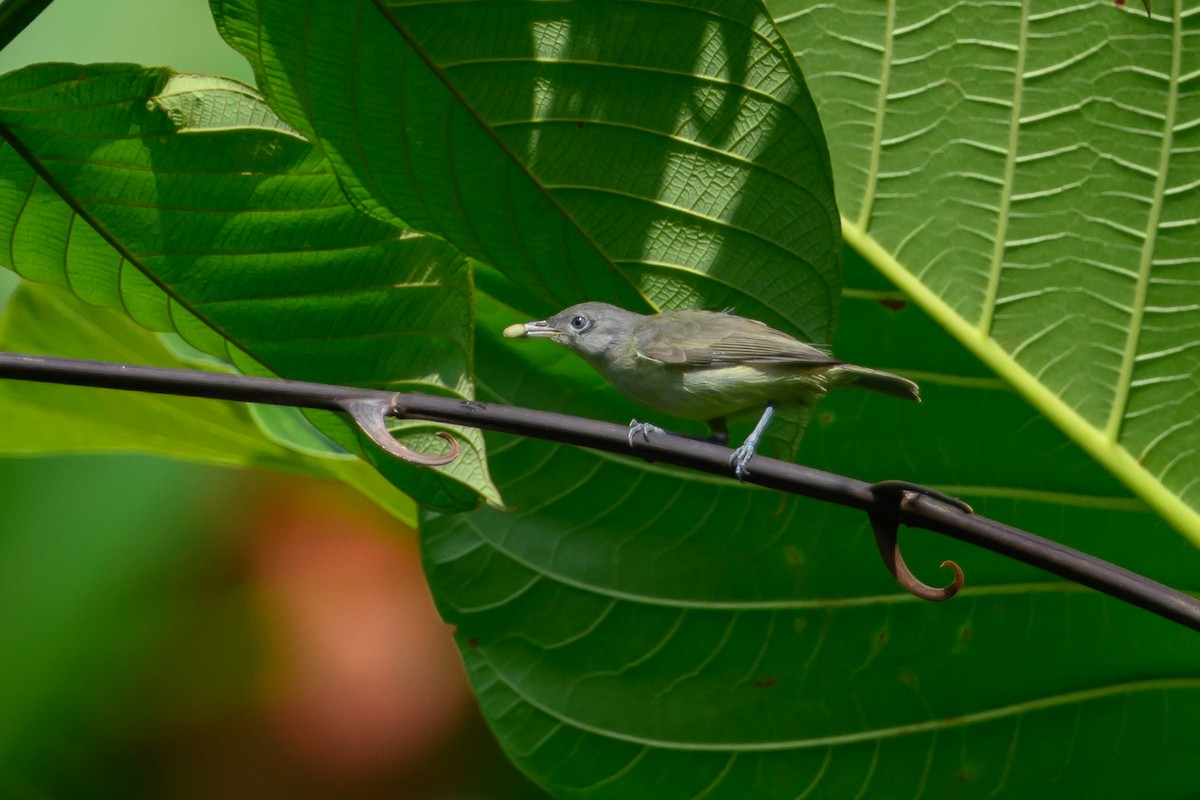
[502,302,646,366]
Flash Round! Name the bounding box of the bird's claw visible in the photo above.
[729,444,755,482]
[628,419,665,446]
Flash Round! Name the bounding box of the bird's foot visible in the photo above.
[729,443,756,482]
[728,403,773,482]
[628,419,666,446]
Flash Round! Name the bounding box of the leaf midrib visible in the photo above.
[856,0,894,230]
[845,218,1200,544]
[978,0,1029,337]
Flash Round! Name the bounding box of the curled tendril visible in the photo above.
[345,398,460,466]
[869,481,969,602]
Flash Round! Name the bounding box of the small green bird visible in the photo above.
[504,302,919,480]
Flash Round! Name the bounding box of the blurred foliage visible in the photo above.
[0,456,547,798]
[0,454,254,796]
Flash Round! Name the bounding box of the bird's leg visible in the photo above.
[730,402,775,482]
[628,419,667,446]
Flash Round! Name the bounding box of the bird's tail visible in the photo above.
[826,364,921,403]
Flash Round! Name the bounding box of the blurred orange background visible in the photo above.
[0,455,545,799]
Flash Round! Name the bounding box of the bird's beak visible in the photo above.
[502,319,560,339]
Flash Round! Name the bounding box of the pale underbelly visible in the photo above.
[609,363,827,421]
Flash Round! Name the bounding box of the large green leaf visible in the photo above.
[0,279,418,524]
[210,0,841,363]
[0,64,495,510]
[211,0,841,455]
[425,247,1200,799]
[769,0,1200,540]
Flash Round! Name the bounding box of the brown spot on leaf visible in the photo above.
[467,637,479,649]
[753,677,776,689]
[576,120,586,129]
[879,298,908,312]
[818,412,834,426]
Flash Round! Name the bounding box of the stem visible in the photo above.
[2,350,1198,632]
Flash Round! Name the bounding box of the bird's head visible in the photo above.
[503,302,645,365]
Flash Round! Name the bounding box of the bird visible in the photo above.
[503,302,919,480]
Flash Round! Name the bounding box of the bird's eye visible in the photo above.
[570,315,588,331]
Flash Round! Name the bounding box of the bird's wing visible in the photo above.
[633,310,840,366]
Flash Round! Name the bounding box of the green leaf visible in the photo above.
[0,63,496,510]
[210,0,840,328]
[211,0,841,456]
[0,280,419,525]
[768,0,1200,540]
[425,247,1200,799]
